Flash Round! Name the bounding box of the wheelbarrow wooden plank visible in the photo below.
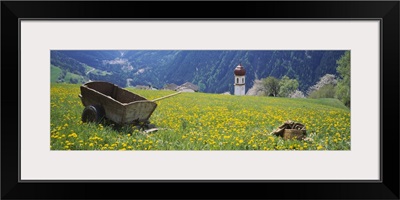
[123,101,158,124]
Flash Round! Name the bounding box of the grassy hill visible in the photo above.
[50,83,350,150]
[50,65,62,82]
[51,65,89,83]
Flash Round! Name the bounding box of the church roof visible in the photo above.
[234,64,246,76]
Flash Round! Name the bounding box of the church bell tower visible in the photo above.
[234,64,246,95]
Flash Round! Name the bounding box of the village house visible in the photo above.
[175,82,199,92]
[163,83,178,91]
[135,85,156,90]
[164,82,199,92]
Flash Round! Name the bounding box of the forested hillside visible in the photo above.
[51,50,345,93]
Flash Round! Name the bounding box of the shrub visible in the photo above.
[308,84,336,99]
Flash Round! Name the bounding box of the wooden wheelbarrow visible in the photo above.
[78,81,181,130]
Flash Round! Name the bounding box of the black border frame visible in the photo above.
[2,1,399,199]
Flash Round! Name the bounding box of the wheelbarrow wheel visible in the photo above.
[82,105,105,123]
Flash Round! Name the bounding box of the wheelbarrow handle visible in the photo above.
[151,91,182,102]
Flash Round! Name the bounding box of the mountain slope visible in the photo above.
[50,50,345,93]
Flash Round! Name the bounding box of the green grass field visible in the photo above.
[50,83,350,150]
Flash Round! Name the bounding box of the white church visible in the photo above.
[234,63,246,95]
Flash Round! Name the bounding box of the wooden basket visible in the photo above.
[283,129,306,140]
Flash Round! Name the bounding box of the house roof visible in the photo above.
[180,82,199,91]
[135,85,151,90]
[164,83,178,90]
[176,87,195,92]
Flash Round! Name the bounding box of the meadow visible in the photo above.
[50,83,350,150]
